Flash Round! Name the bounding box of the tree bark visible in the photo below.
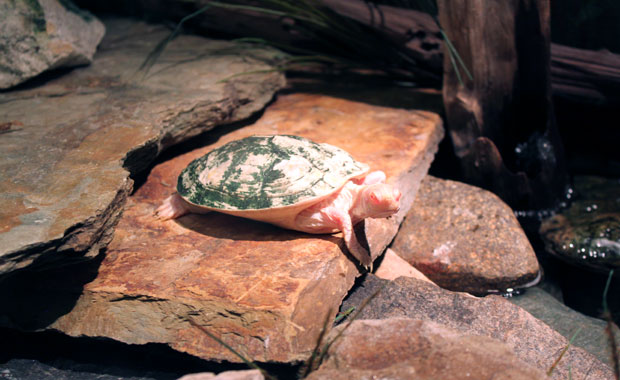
[551,44,620,105]
[436,0,569,211]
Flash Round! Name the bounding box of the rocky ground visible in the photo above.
[0,6,618,380]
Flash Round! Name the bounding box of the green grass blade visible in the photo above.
[603,269,614,312]
[446,40,463,85]
[441,29,473,80]
[334,307,355,324]
[546,327,582,376]
[187,317,276,380]
[317,284,386,364]
[138,4,212,77]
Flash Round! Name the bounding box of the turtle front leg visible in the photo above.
[155,193,192,220]
[334,210,373,270]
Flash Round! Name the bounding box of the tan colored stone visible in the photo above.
[374,248,435,283]
[392,175,541,294]
[48,94,444,363]
[305,318,546,380]
[0,19,285,276]
[178,370,264,380]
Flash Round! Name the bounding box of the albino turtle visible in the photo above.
[156,134,401,267]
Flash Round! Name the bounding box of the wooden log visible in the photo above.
[320,0,620,105]
[89,0,620,104]
[319,0,443,73]
[550,44,620,104]
[436,0,569,211]
[313,1,619,106]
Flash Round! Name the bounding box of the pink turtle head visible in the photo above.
[361,183,401,218]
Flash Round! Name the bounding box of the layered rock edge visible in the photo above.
[0,18,286,276]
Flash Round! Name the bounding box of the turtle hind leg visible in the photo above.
[155,193,192,220]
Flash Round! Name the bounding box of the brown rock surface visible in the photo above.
[44,93,443,363]
[341,275,614,380]
[305,318,546,380]
[391,175,541,294]
[0,19,285,276]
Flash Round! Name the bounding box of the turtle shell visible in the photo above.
[177,135,369,211]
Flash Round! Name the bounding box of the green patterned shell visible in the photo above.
[177,135,369,211]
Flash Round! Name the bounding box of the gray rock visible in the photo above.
[509,286,620,369]
[0,18,285,276]
[391,175,541,294]
[341,275,614,380]
[0,358,157,380]
[305,317,546,380]
[0,0,105,89]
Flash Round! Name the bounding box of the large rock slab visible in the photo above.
[391,175,541,294]
[0,19,285,276]
[0,0,105,89]
[305,318,546,380]
[341,275,614,380]
[45,94,443,363]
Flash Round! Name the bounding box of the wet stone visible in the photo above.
[391,175,541,294]
[540,175,620,271]
[0,18,286,276]
[36,94,444,363]
[340,274,614,380]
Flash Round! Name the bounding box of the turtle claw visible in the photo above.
[344,234,373,271]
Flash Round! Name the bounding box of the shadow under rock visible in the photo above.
[0,252,303,379]
[0,327,301,380]
[0,252,105,331]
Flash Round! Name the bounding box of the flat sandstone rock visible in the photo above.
[49,94,444,363]
[0,19,285,276]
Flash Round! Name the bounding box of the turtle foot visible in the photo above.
[155,193,190,220]
[344,237,373,271]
